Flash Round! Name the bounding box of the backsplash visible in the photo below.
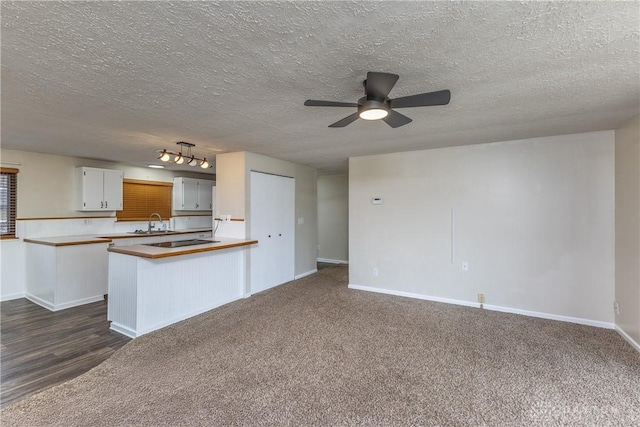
[17,216,212,239]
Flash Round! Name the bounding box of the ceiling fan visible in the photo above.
[304,72,451,128]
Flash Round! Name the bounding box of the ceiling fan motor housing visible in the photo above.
[357,99,390,116]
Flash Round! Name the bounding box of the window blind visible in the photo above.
[117,179,172,221]
[0,168,18,238]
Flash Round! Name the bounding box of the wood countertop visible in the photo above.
[107,238,258,259]
[23,228,213,247]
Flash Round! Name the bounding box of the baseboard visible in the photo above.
[317,258,349,264]
[295,269,318,280]
[25,293,55,311]
[26,293,105,312]
[348,284,615,330]
[110,322,138,339]
[53,295,105,311]
[615,325,640,353]
[1,292,25,302]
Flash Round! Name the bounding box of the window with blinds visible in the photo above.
[0,168,18,238]
[116,179,172,221]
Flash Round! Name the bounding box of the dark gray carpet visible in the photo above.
[2,266,639,426]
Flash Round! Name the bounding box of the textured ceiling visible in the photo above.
[1,1,639,174]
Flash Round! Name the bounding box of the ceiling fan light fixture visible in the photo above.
[359,108,389,120]
[358,99,390,121]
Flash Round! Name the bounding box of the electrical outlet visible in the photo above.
[220,215,231,222]
[614,302,620,315]
[373,268,378,277]
[478,293,485,304]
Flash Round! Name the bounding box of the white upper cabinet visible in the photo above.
[173,177,214,211]
[77,167,123,211]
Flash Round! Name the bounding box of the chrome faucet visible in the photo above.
[148,213,162,233]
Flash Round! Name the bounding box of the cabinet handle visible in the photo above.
[196,203,199,208]
[101,201,104,208]
[105,201,108,208]
[279,233,282,236]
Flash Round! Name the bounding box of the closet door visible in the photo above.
[250,171,295,294]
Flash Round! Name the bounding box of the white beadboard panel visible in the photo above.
[135,248,244,335]
[107,252,139,331]
[25,243,56,307]
[25,242,109,311]
[0,238,26,300]
[55,244,108,306]
[108,247,245,338]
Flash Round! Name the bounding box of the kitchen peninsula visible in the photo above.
[107,238,257,338]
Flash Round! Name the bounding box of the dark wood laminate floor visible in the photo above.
[1,298,130,408]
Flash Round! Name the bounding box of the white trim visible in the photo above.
[348,284,615,329]
[25,294,55,311]
[295,269,318,280]
[53,295,105,311]
[1,292,25,302]
[615,325,640,353]
[110,322,138,339]
[317,258,349,264]
[242,293,252,299]
[26,293,105,312]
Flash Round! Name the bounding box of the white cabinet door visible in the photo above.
[77,167,123,211]
[198,180,214,211]
[80,168,104,210]
[103,169,123,211]
[250,171,295,294]
[182,178,199,210]
[173,177,214,211]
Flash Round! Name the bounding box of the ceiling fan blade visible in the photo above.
[390,90,451,109]
[304,100,358,107]
[382,110,412,128]
[365,72,399,100]
[328,113,359,128]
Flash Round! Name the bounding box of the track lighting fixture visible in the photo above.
[156,142,211,169]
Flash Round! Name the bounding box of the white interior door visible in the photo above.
[250,171,295,294]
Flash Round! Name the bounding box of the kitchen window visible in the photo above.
[0,168,18,238]
[116,178,172,221]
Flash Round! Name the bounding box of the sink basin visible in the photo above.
[127,230,177,235]
[144,239,220,248]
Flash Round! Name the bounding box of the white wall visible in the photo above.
[317,174,349,263]
[215,151,318,278]
[615,115,640,349]
[349,131,615,327]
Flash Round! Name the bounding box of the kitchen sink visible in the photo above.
[144,239,220,248]
[127,230,178,235]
